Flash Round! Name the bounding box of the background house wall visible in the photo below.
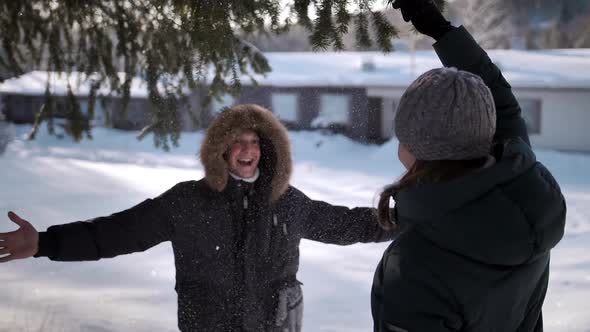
[515,88,590,152]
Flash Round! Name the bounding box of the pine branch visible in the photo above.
[371,11,398,52]
[310,0,336,50]
[1,0,448,149]
[355,11,372,49]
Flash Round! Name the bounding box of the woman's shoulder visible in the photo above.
[494,138,561,194]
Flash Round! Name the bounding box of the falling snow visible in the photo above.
[0,125,589,331]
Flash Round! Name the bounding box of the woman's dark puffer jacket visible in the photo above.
[371,27,566,332]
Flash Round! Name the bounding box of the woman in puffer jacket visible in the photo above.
[371,1,566,331]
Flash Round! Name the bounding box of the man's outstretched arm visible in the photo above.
[1,183,184,262]
[289,187,396,245]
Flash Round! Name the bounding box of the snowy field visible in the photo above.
[1,126,589,332]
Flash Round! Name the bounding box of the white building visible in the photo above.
[2,48,590,152]
[258,49,590,152]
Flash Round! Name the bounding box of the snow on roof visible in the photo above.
[260,49,590,89]
[1,48,589,96]
[0,71,149,97]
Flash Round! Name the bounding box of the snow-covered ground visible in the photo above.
[0,126,589,332]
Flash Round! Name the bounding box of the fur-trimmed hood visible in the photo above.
[200,104,292,202]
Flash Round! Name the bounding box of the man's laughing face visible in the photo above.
[227,129,261,178]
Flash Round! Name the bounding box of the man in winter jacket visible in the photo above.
[1,104,394,331]
[371,1,566,331]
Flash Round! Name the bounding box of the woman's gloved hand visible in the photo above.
[389,0,453,40]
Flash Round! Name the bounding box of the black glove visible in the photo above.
[390,0,453,40]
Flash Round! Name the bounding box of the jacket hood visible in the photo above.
[395,139,566,266]
[200,104,292,202]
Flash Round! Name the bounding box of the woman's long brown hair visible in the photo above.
[377,157,488,230]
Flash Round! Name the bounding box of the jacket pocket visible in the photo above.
[269,213,289,257]
[175,281,237,331]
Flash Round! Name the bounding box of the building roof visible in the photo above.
[0,72,149,97]
[261,49,590,89]
[1,48,589,97]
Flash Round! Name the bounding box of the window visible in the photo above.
[519,99,542,134]
[79,100,89,117]
[80,100,107,126]
[313,94,350,127]
[271,93,298,122]
[211,94,236,114]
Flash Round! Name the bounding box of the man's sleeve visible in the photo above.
[35,183,183,261]
[293,188,395,244]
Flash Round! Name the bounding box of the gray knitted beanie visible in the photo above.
[394,67,496,160]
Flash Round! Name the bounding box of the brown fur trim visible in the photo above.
[200,104,292,202]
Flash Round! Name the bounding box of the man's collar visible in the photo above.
[229,168,260,183]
